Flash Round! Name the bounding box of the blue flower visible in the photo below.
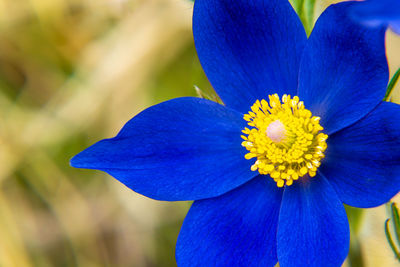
[71,0,400,266]
[348,0,400,34]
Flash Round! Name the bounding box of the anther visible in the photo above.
[241,94,328,188]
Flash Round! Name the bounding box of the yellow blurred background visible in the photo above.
[0,0,399,266]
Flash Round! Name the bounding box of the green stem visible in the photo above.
[384,67,400,101]
[385,219,400,260]
[348,238,364,267]
[345,205,365,267]
[391,203,400,251]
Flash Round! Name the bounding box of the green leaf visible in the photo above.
[384,67,400,101]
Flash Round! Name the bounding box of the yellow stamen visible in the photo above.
[241,94,328,187]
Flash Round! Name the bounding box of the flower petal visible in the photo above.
[320,102,400,208]
[392,21,400,34]
[193,0,307,113]
[298,2,388,134]
[71,97,255,201]
[176,176,282,266]
[348,0,400,34]
[277,174,349,267]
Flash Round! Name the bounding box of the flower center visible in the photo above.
[241,94,328,187]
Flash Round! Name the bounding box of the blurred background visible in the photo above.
[0,0,399,266]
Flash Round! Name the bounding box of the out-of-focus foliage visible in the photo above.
[0,0,206,266]
[0,0,399,266]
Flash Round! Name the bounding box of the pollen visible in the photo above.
[241,94,328,187]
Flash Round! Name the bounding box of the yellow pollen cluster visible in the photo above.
[241,94,328,187]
